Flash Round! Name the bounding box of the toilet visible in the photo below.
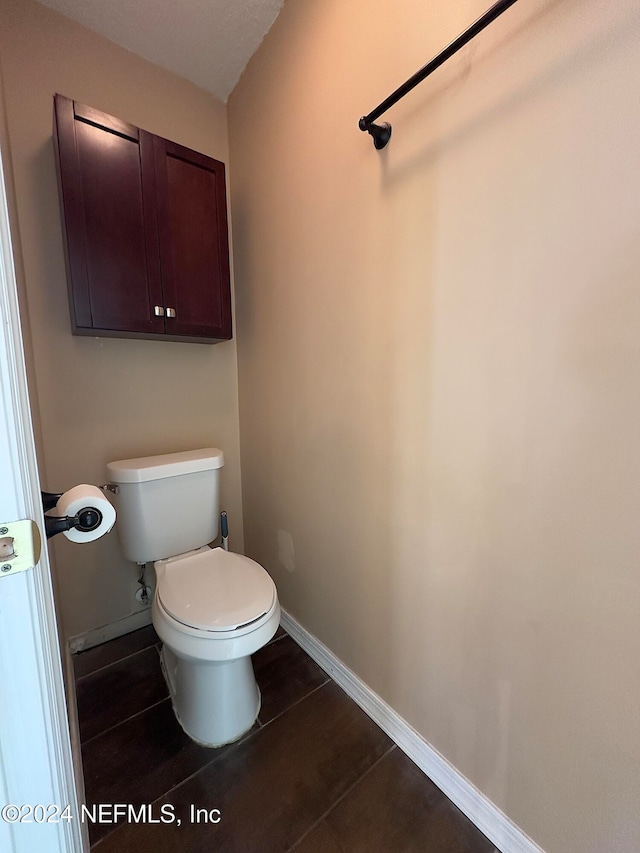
[106,448,280,747]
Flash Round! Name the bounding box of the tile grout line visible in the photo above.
[154,679,332,798]
[85,631,323,848]
[257,675,331,728]
[80,627,499,852]
[74,642,160,683]
[267,631,288,647]
[286,743,398,852]
[81,628,284,683]
[80,695,169,749]
[89,712,279,849]
[89,678,333,849]
[80,632,299,754]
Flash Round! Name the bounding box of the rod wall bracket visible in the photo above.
[359,118,392,150]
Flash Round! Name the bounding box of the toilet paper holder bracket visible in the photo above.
[41,491,104,540]
[41,490,62,512]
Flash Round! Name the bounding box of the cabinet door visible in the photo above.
[153,137,232,340]
[54,95,164,336]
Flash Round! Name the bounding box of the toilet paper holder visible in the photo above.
[41,489,112,540]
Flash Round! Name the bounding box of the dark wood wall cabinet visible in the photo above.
[53,94,232,343]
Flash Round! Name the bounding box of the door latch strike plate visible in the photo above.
[0,519,41,577]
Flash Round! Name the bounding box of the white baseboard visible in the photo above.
[68,608,152,653]
[280,610,544,853]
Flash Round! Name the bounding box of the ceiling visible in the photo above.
[36,0,285,102]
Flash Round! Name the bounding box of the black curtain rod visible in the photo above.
[359,0,520,149]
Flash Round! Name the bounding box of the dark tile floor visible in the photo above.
[73,625,497,852]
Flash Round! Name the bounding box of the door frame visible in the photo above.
[0,108,84,853]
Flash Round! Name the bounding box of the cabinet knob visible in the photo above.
[165,307,176,319]
[154,305,165,317]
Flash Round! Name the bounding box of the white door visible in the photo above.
[0,125,84,850]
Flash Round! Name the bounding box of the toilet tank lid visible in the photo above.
[107,448,224,484]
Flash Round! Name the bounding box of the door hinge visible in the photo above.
[0,519,42,578]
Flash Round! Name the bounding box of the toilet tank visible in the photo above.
[106,448,224,564]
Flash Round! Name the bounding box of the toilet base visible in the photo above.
[160,645,261,747]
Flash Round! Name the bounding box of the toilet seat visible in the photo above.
[156,547,276,633]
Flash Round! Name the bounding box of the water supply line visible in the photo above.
[221,511,229,551]
[136,563,151,605]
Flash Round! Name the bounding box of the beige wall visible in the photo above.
[229,1,640,851]
[0,0,243,639]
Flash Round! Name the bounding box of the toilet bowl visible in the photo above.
[106,448,280,747]
[151,546,280,746]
